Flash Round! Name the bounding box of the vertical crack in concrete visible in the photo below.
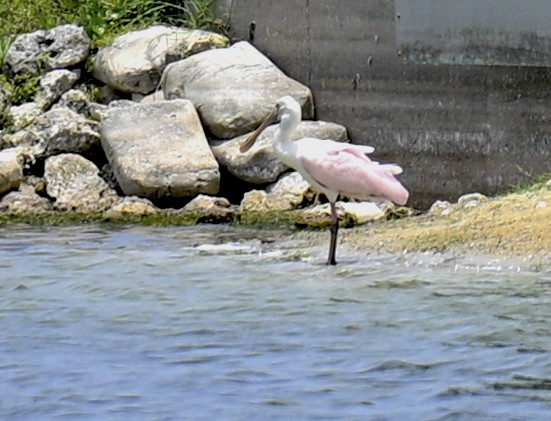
[305,0,312,88]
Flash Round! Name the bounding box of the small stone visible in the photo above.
[0,184,52,213]
[0,149,23,194]
[35,69,80,110]
[182,194,235,222]
[457,192,488,208]
[428,200,452,216]
[104,196,158,219]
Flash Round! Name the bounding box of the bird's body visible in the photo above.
[240,96,409,265]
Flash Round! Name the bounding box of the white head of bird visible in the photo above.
[239,96,301,153]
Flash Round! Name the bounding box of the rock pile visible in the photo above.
[0,24,399,225]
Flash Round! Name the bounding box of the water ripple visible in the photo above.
[1,225,550,420]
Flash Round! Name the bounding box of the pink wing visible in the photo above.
[301,147,409,205]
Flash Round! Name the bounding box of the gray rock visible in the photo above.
[44,153,116,211]
[93,25,229,94]
[55,89,91,115]
[3,25,90,75]
[0,184,52,214]
[0,149,23,195]
[141,90,165,104]
[161,41,313,138]
[100,99,220,199]
[212,120,348,183]
[2,107,100,158]
[8,102,43,131]
[35,69,80,110]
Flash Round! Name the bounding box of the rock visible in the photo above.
[212,121,348,183]
[295,202,384,227]
[104,196,158,219]
[0,184,52,213]
[0,149,23,195]
[8,102,43,131]
[3,25,90,75]
[339,202,385,224]
[428,200,453,216]
[2,107,100,158]
[88,100,134,121]
[161,41,313,138]
[55,89,91,115]
[239,190,270,213]
[182,194,235,222]
[44,153,116,211]
[264,172,313,211]
[141,90,165,104]
[100,99,220,199]
[457,192,488,209]
[35,69,80,110]
[93,25,229,94]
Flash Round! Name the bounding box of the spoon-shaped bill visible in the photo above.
[239,110,278,153]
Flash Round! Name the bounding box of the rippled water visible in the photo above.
[1,225,551,420]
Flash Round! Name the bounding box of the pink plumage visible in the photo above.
[301,147,409,205]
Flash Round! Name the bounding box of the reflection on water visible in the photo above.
[0,225,550,420]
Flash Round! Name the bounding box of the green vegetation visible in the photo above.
[0,0,224,59]
[0,73,40,105]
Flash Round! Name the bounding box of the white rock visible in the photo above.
[457,192,488,208]
[428,200,452,216]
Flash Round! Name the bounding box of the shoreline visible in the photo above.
[1,183,549,268]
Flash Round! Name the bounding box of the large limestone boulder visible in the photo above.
[0,149,23,195]
[2,107,100,158]
[44,153,117,211]
[3,25,90,75]
[211,120,348,183]
[100,99,220,199]
[161,41,314,139]
[93,25,229,94]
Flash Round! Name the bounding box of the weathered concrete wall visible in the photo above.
[220,0,551,208]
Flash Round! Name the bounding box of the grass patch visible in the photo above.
[343,183,551,257]
[0,0,225,54]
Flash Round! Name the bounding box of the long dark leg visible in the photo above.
[327,201,339,265]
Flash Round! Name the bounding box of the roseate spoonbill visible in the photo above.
[240,96,409,265]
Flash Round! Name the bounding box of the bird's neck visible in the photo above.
[274,119,299,166]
